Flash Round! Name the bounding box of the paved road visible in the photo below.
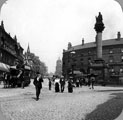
[0,79,123,120]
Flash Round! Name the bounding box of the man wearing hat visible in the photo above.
[33,72,43,101]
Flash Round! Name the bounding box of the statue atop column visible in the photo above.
[94,12,105,33]
[96,12,103,23]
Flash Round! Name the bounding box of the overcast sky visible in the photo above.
[0,0,123,73]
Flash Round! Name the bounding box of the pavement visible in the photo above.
[115,110,123,120]
[0,79,123,120]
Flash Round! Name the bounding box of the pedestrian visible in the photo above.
[90,76,95,89]
[68,79,73,93]
[60,77,65,92]
[33,72,43,101]
[79,78,83,87]
[76,78,79,87]
[54,77,60,92]
[48,77,52,90]
[17,69,24,89]
[3,72,7,88]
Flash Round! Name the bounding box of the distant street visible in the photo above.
[0,79,123,120]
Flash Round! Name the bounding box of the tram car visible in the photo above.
[9,65,31,87]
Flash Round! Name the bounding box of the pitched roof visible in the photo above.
[66,38,123,52]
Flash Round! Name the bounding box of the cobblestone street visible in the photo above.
[0,79,123,120]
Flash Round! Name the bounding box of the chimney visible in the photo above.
[82,38,84,45]
[1,20,4,29]
[14,35,17,42]
[117,32,121,40]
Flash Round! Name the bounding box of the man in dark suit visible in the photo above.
[33,72,43,101]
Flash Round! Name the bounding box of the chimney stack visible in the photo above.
[82,38,84,45]
[117,32,121,40]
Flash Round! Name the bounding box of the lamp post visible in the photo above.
[70,51,76,82]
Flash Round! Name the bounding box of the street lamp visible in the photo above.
[70,50,76,82]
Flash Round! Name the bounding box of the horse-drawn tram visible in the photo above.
[2,65,31,88]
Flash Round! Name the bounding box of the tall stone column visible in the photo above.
[94,12,105,59]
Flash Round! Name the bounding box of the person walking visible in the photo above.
[33,72,43,101]
[60,77,65,92]
[17,69,24,89]
[68,79,73,93]
[54,77,60,92]
[90,76,95,89]
[48,77,52,90]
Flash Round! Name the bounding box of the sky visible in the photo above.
[0,0,123,73]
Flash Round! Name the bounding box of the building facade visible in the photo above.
[0,21,24,72]
[62,32,123,84]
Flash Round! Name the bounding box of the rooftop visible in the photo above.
[65,37,123,52]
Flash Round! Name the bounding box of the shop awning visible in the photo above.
[10,65,31,70]
[0,63,10,72]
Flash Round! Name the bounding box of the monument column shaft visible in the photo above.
[96,32,102,59]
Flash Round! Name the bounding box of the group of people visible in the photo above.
[54,77,65,93]
[33,72,96,101]
[48,77,66,93]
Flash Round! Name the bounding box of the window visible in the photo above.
[88,51,91,54]
[109,56,114,63]
[80,58,83,61]
[120,68,123,73]
[121,48,123,53]
[81,53,84,57]
[109,68,114,72]
[109,49,113,54]
[121,56,123,62]
[109,59,113,63]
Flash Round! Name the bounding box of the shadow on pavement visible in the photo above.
[84,92,123,120]
[32,97,37,100]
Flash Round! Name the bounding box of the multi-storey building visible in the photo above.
[55,58,62,77]
[62,32,123,84]
[62,12,123,85]
[0,21,24,73]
